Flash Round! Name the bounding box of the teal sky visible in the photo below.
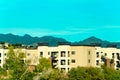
[0,0,120,42]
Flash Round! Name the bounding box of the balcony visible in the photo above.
[53,54,58,58]
[52,61,58,68]
[53,62,58,65]
[51,51,58,60]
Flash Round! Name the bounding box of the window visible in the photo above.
[68,60,70,65]
[88,51,90,55]
[96,60,99,65]
[0,53,1,57]
[61,68,65,72]
[116,61,120,67]
[71,59,75,63]
[4,53,6,56]
[105,53,107,56]
[27,53,30,56]
[51,51,58,58]
[68,68,70,71]
[61,60,66,65]
[96,52,99,58]
[61,51,65,57]
[68,51,70,57]
[48,52,50,55]
[71,51,76,55]
[88,59,90,63]
[40,52,43,57]
[112,53,115,58]
[0,60,1,64]
[116,53,120,60]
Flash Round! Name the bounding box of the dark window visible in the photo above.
[68,51,70,57]
[116,53,120,60]
[116,61,120,67]
[61,68,65,72]
[71,51,76,55]
[40,52,43,57]
[0,53,1,57]
[0,60,1,63]
[61,51,65,57]
[27,53,30,56]
[71,59,75,63]
[112,53,115,58]
[105,53,107,56]
[68,60,70,65]
[4,53,6,56]
[96,60,99,65]
[88,51,90,55]
[61,60,66,65]
[48,52,50,55]
[96,52,99,58]
[88,59,90,63]
[51,51,58,58]
[68,68,70,71]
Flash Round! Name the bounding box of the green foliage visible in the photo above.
[68,66,120,80]
[3,47,27,79]
[21,72,36,80]
[18,52,26,59]
[36,58,52,72]
[86,67,104,80]
[102,66,120,80]
[1,46,120,80]
[68,67,90,80]
[39,69,66,80]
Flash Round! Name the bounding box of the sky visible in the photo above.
[0,0,120,42]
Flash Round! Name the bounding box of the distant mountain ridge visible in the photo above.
[0,33,120,48]
[0,33,68,45]
[72,36,120,48]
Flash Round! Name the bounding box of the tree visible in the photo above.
[36,58,52,72]
[39,69,60,80]
[5,47,26,79]
[85,67,104,80]
[68,67,90,80]
[102,66,120,80]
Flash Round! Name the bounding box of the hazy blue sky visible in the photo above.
[0,0,120,42]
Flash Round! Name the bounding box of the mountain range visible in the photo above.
[0,33,120,48]
[0,33,67,45]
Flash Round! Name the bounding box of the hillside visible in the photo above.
[0,33,68,45]
[0,34,120,48]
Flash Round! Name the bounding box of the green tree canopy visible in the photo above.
[36,58,52,72]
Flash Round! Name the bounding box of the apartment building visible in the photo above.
[0,49,4,68]
[37,44,120,71]
[38,43,71,72]
[1,44,120,72]
[95,47,120,70]
[25,49,39,65]
[70,46,96,68]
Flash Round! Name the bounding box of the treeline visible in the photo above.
[68,66,120,80]
[0,47,120,80]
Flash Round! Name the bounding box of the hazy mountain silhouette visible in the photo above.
[0,33,68,45]
[0,34,119,48]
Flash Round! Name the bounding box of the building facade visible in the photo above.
[1,45,120,72]
[0,49,4,68]
[38,45,71,72]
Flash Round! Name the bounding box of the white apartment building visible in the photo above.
[0,49,4,68]
[38,45,71,72]
[1,44,120,72]
[95,47,120,70]
[38,44,120,71]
